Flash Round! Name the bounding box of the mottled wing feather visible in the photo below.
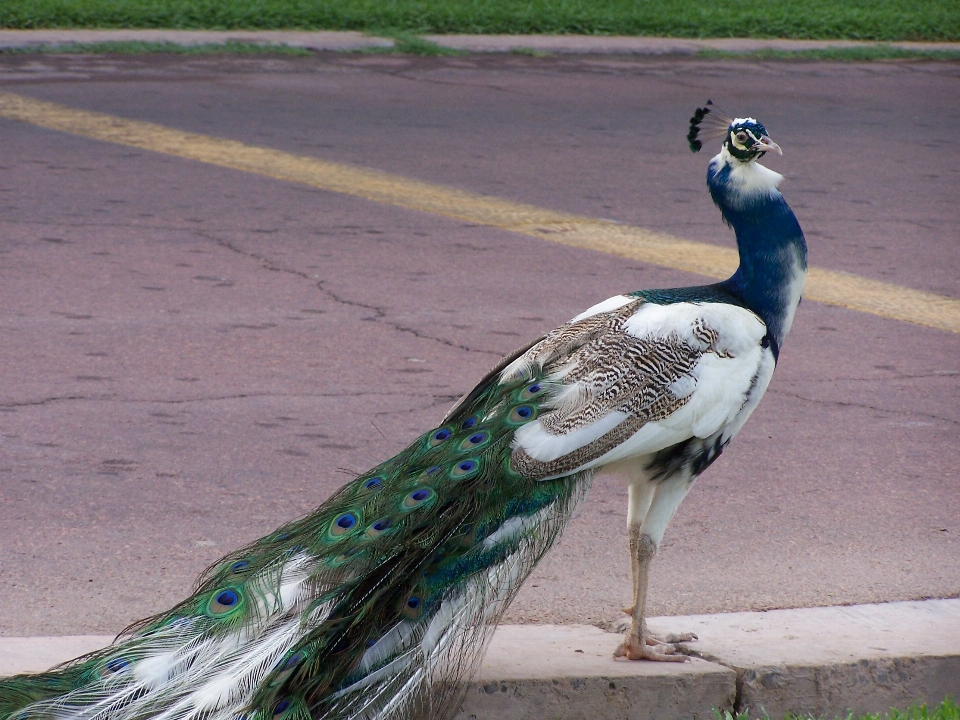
[499,300,642,385]
[544,330,698,434]
[502,298,762,481]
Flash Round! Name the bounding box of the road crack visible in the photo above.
[201,231,502,358]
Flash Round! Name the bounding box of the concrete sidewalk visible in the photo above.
[4,600,958,719]
[0,29,958,54]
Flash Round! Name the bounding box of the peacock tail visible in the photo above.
[0,354,592,720]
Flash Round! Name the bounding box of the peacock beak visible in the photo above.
[755,135,783,155]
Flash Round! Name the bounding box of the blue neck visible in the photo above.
[707,159,808,348]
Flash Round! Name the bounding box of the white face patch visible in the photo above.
[730,127,760,153]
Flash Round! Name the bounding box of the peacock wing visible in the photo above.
[501,295,772,481]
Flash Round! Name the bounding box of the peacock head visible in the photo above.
[724,118,782,163]
[687,102,782,163]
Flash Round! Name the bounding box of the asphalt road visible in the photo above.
[1,52,958,637]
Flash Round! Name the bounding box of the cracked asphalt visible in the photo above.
[1,52,958,636]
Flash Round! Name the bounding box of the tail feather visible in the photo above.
[1,363,591,720]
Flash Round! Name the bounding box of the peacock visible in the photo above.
[0,105,806,719]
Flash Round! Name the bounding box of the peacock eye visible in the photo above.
[735,131,748,143]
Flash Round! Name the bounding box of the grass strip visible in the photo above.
[715,696,959,720]
[0,40,313,54]
[0,35,460,57]
[2,0,959,42]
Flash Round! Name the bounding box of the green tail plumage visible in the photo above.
[0,357,592,720]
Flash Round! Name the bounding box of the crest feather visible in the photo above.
[687,100,733,153]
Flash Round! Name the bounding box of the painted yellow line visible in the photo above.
[1,90,958,334]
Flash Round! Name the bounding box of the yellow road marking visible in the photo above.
[1,90,958,334]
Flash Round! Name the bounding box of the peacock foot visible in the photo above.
[616,607,698,660]
[613,633,689,662]
[619,606,699,645]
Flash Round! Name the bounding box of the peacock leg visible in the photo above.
[614,529,689,661]
[617,476,654,620]
[615,474,697,661]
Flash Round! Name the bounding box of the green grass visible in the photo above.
[0,40,312,54]
[2,0,959,42]
[714,697,960,720]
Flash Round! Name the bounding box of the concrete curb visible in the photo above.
[424,35,960,55]
[3,600,958,719]
[0,29,958,54]
[456,625,736,720]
